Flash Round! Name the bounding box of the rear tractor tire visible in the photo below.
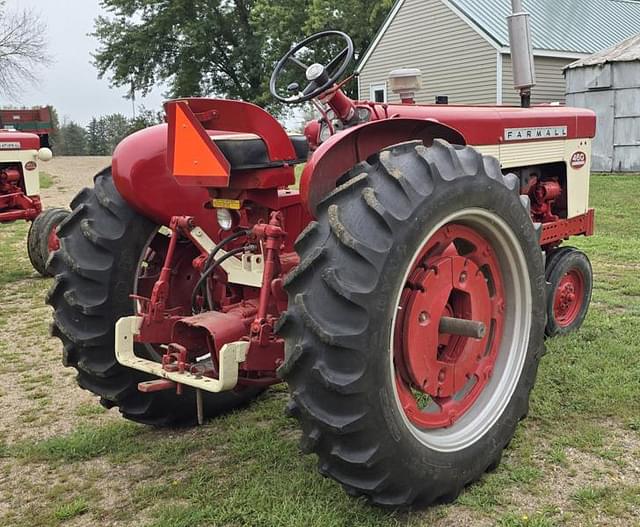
[27,207,69,276]
[279,140,546,506]
[544,247,592,337]
[47,168,262,425]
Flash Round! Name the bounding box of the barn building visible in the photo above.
[566,34,640,172]
[356,0,640,106]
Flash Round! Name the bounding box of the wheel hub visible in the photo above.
[394,224,505,429]
[553,270,584,326]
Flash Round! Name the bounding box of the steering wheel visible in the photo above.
[269,31,354,104]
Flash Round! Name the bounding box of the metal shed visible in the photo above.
[566,34,640,172]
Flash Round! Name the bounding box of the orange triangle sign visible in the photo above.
[169,101,230,186]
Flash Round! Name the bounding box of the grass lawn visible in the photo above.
[39,171,55,189]
[0,174,638,527]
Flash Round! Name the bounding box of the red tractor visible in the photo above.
[47,23,595,505]
[0,129,68,275]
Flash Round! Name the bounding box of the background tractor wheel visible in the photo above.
[545,248,592,337]
[279,140,546,506]
[27,207,69,276]
[47,168,262,425]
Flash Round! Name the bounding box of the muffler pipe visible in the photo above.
[508,0,536,107]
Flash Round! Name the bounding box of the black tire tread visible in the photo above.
[279,139,545,506]
[47,168,261,426]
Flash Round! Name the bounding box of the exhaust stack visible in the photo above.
[508,0,536,107]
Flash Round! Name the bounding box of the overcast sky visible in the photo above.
[4,0,165,126]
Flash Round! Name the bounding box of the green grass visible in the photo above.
[1,173,639,527]
[294,162,305,188]
[0,221,33,285]
[53,497,89,521]
[39,171,55,189]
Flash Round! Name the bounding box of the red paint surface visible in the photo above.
[394,224,505,429]
[540,209,595,246]
[553,269,585,327]
[112,124,219,233]
[363,102,597,145]
[301,117,465,215]
[0,131,40,150]
[0,193,41,222]
[47,226,60,252]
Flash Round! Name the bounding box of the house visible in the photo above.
[566,34,640,172]
[356,0,640,106]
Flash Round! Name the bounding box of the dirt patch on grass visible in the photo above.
[0,280,117,445]
[501,423,640,525]
[40,156,111,209]
[0,457,153,527]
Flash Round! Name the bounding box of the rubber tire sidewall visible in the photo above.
[27,214,47,275]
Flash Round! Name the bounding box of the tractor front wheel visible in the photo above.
[545,248,592,337]
[280,140,546,506]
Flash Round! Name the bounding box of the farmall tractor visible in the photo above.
[0,129,68,276]
[47,5,595,507]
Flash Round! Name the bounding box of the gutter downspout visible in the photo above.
[496,50,503,104]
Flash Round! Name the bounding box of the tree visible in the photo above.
[87,117,108,156]
[100,113,131,154]
[127,106,163,135]
[93,0,394,114]
[57,122,88,156]
[0,2,48,98]
[84,110,162,156]
[48,106,61,151]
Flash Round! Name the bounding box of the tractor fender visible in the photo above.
[300,117,466,217]
[111,123,218,233]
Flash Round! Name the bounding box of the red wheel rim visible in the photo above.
[47,225,60,252]
[553,269,584,327]
[393,223,505,429]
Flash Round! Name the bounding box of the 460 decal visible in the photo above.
[570,151,587,169]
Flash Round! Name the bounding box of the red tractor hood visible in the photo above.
[0,130,40,150]
[373,104,597,145]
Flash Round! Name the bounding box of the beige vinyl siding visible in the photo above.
[501,55,574,105]
[358,0,498,104]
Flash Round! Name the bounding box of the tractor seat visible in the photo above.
[210,132,309,170]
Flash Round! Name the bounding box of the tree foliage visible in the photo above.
[93,0,393,114]
[56,109,162,156]
[0,2,49,98]
[56,122,88,156]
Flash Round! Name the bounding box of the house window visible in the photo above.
[370,82,387,103]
